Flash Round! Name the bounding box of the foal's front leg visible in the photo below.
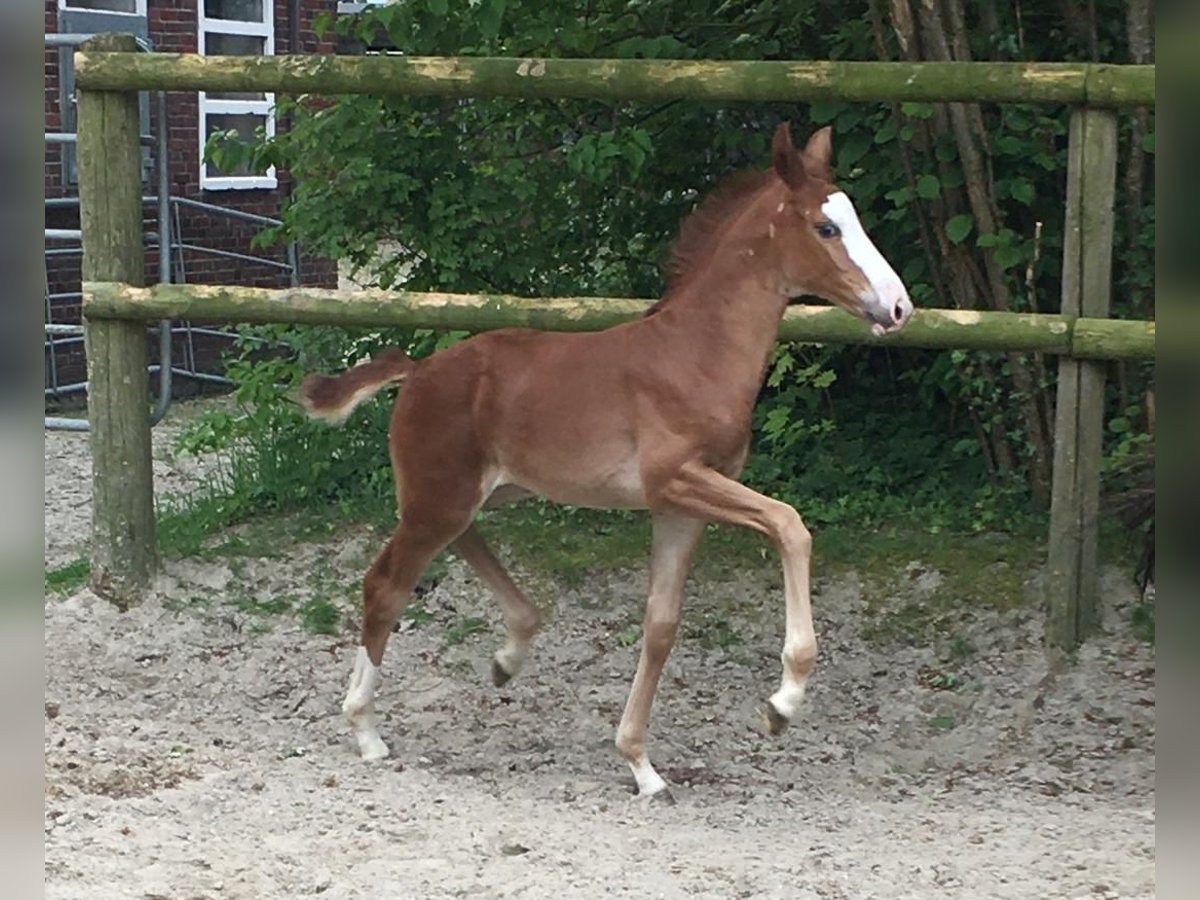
[615,513,705,800]
[653,461,816,735]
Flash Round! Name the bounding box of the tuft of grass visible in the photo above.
[685,609,743,651]
[842,527,1044,646]
[420,551,452,588]
[945,635,976,661]
[229,593,293,617]
[476,501,779,590]
[477,504,650,587]
[157,493,365,562]
[300,597,341,635]
[1130,602,1155,643]
[45,558,90,595]
[444,616,489,647]
[157,493,236,559]
[616,624,641,647]
[403,602,435,626]
[917,665,966,691]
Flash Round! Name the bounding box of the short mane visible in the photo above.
[645,168,777,316]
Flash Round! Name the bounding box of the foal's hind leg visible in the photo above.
[451,525,543,687]
[615,513,705,800]
[344,512,472,760]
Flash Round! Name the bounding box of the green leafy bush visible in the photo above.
[187,0,1153,540]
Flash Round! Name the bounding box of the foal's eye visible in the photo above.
[815,222,841,239]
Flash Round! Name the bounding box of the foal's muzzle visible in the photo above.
[863,283,913,335]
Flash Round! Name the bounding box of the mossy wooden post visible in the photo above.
[79,34,156,608]
[1046,108,1119,652]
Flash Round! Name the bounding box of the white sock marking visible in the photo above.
[769,679,809,721]
[494,638,528,678]
[770,638,814,721]
[628,757,669,797]
[343,647,389,760]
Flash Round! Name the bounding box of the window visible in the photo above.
[57,1,151,187]
[59,0,146,14]
[199,0,276,190]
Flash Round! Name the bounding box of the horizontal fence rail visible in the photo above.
[83,282,1155,362]
[73,53,1155,107]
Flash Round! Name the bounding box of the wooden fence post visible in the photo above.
[1045,107,1119,652]
[79,33,156,608]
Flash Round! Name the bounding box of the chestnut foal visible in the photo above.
[302,123,912,799]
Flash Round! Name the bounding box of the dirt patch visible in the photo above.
[44,406,222,571]
[44,414,1155,899]
[46,747,199,801]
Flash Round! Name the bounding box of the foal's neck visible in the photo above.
[645,259,790,396]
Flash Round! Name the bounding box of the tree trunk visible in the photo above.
[1117,0,1154,415]
[919,0,1055,503]
[1122,0,1153,259]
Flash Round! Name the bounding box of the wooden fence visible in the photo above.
[74,36,1155,651]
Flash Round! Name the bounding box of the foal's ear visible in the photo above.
[799,126,834,183]
[771,122,805,188]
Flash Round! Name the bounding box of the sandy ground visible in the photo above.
[44,414,1155,899]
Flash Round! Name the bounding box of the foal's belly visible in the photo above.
[489,450,648,510]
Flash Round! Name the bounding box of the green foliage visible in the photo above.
[945,215,973,245]
[404,602,436,627]
[300,597,342,635]
[172,323,409,527]
[685,609,743,652]
[45,558,89,595]
[745,343,1039,530]
[444,616,489,647]
[1130,602,1155,643]
[616,624,642,647]
[189,0,1154,540]
[229,593,293,617]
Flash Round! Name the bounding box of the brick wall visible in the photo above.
[45,0,339,397]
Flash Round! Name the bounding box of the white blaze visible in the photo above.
[820,191,910,326]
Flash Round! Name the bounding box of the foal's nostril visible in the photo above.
[893,303,904,322]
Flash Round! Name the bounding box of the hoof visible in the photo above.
[491,658,513,688]
[761,700,789,736]
[631,782,676,806]
[355,731,391,761]
[646,787,676,806]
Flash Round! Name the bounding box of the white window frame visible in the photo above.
[199,1,277,191]
[335,1,390,12]
[58,0,147,16]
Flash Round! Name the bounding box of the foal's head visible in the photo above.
[767,123,913,334]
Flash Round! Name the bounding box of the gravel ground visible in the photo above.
[44,415,1155,899]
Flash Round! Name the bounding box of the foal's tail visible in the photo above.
[299,348,416,426]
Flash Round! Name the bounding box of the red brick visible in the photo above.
[45,0,340,388]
